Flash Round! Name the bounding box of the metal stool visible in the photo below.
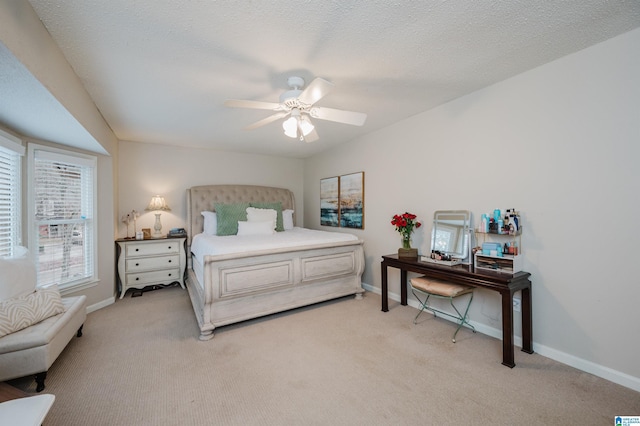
[410,276,476,343]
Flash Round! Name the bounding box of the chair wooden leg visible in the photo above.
[77,324,84,337]
[35,372,47,392]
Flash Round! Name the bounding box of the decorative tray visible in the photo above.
[419,256,462,266]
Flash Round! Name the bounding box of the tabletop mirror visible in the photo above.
[427,210,472,264]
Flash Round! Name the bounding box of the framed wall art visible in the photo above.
[320,176,339,227]
[320,172,365,229]
[339,172,364,229]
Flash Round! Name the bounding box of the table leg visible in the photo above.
[381,262,389,312]
[400,269,408,305]
[521,285,534,354]
[501,291,515,368]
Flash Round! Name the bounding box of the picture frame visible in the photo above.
[320,172,365,229]
[142,228,151,239]
[339,172,364,229]
[320,176,339,227]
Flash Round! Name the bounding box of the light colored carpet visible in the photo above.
[8,285,640,425]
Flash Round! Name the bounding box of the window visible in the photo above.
[29,145,97,289]
[0,130,24,257]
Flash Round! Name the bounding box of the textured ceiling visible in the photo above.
[7,1,640,158]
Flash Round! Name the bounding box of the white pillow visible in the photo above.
[0,247,37,302]
[201,211,217,235]
[246,207,277,231]
[283,209,294,230]
[237,220,275,236]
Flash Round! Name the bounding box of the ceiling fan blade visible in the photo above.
[245,111,290,130]
[297,78,334,105]
[224,99,283,111]
[303,128,319,143]
[310,106,367,126]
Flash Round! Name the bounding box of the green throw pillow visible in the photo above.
[214,202,250,236]
[250,202,284,232]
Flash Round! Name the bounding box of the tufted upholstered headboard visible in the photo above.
[186,185,296,247]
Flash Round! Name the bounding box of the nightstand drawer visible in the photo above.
[125,255,180,272]
[125,241,180,257]
[125,268,181,286]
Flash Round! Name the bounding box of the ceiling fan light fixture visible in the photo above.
[282,116,298,138]
[298,115,314,136]
[282,109,313,139]
[226,76,367,143]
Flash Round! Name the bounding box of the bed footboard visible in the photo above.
[186,240,364,340]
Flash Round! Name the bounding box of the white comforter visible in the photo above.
[190,227,358,266]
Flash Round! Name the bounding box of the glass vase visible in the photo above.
[401,235,412,249]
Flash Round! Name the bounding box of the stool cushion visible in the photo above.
[411,276,473,297]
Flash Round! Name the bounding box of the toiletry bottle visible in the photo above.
[511,214,519,232]
[497,218,504,234]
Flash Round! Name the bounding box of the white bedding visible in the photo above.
[190,227,358,266]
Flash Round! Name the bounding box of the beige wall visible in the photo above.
[116,141,305,238]
[304,28,640,390]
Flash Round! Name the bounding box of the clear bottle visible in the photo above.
[481,214,488,233]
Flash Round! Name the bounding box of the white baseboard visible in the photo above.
[87,296,115,313]
[361,282,640,392]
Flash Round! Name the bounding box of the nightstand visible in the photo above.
[115,237,186,299]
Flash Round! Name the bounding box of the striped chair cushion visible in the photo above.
[0,285,65,338]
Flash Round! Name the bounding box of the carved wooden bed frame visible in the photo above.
[185,185,365,340]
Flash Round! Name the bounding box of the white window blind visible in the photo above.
[31,147,96,288]
[0,131,24,258]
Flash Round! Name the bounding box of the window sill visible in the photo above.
[59,278,100,296]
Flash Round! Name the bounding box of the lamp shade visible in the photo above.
[282,109,314,139]
[145,195,171,212]
[298,115,314,136]
[282,116,298,138]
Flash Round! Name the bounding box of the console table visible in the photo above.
[381,254,533,367]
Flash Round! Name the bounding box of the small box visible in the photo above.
[482,242,501,255]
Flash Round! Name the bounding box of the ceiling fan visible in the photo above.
[224,76,367,142]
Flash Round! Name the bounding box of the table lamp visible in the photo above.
[145,195,170,238]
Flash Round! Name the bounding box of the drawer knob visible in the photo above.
[135,263,139,266]
[135,248,139,252]
[168,259,172,263]
[135,277,139,281]
[168,246,172,249]
[168,273,172,277]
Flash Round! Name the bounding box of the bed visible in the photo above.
[185,184,365,340]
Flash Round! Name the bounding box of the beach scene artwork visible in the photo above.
[320,176,339,226]
[339,172,364,229]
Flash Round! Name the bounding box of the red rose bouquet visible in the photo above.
[391,212,422,249]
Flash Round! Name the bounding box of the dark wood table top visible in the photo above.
[0,382,30,402]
